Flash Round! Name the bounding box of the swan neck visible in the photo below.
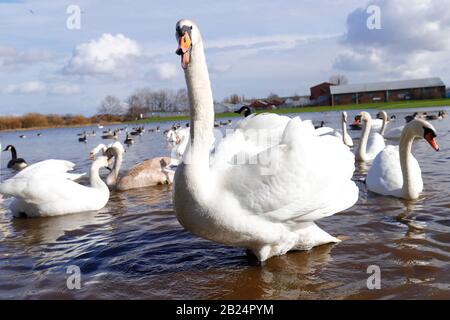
[184,38,214,166]
[108,152,122,186]
[357,118,371,160]
[90,163,107,190]
[399,129,416,199]
[380,115,387,136]
[342,117,348,144]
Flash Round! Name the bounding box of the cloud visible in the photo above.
[63,33,142,77]
[154,62,177,81]
[49,83,81,95]
[0,47,54,68]
[333,0,450,80]
[3,81,46,94]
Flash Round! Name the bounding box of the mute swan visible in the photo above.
[314,112,353,147]
[384,125,405,140]
[355,112,386,161]
[3,145,27,170]
[371,111,388,133]
[173,19,358,261]
[366,119,439,200]
[0,157,109,217]
[91,142,176,190]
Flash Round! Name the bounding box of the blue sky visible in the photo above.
[1,0,449,115]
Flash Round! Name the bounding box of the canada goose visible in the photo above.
[314,121,325,129]
[3,145,28,170]
[234,106,252,117]
[124,133,134,145]
[101,131,118,140]
[19,135,26,139]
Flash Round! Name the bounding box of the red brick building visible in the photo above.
[310,82,333,105]
[330,78,446,106]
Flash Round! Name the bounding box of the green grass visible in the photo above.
[132,98,450,124]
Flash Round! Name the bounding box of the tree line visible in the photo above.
[98,88,189,120]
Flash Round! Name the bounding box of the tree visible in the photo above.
[98,95,125,115]
[267,92,279,99]
[329,74,349,86]
[222,94,241,104]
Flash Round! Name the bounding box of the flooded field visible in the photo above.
[1,107,450,299]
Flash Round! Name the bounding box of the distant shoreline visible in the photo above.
[1,98,449,133]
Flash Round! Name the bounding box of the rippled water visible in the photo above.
[1,107,450,300]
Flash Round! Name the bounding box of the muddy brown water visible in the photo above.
[0,107,449,299]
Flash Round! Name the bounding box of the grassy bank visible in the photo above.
[135,98,450,124]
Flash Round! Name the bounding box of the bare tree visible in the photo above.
[222,94,241,104]
[329,74,349,86]
[98,95,125,115]
[267,92,280,99]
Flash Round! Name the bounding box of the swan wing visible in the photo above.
[0,171,103,213]
[212,113,291,167]
[0,160,80,197]
[212,117,358,224]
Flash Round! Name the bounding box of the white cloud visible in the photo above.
[155,63,177,81]
[3,81,46,94]
[49,83,81,95]
[0,47,54,68]
[63,33,142,76]
[334,0,450,80]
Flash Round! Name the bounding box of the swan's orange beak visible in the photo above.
[425,132,439,151]
[176,32,191,69]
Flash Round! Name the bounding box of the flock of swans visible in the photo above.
[0,19,444,262]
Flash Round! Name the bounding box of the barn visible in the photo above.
[330,78,446,106]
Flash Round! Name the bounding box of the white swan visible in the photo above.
[90,142,176,190]
[355,112,386,161]
[173,19,358,261]
[0,157,110,217]
[384,125,404,140]
[366,119,439,200]
[371,111,388,134]
[314,112,353,147]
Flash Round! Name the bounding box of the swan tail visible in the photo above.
[293,222,341,251]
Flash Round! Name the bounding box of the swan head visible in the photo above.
[175,19,201,69]
[93,156,110,170]
[342,112,348,123]
[89,144,107,160]
[405,119,439,151]
[359,111,372,123]
[376,111,388,121]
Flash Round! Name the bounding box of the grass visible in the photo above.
[134,98,450,124]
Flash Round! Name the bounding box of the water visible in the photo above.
[1,107,450,300]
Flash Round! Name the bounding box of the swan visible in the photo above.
[384,125,405,140]
[90,142,176,190]
[3,145,28,170]
[371,111,388,133]
[0,157,108,217]
[314,112,353,147]
[341,112,354,147]
[355,112,386,161]
[366,119,439,200]
[173,19,358,261]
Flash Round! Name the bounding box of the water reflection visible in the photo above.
[0,108,449,299]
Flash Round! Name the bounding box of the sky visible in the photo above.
[0,0,449,115]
